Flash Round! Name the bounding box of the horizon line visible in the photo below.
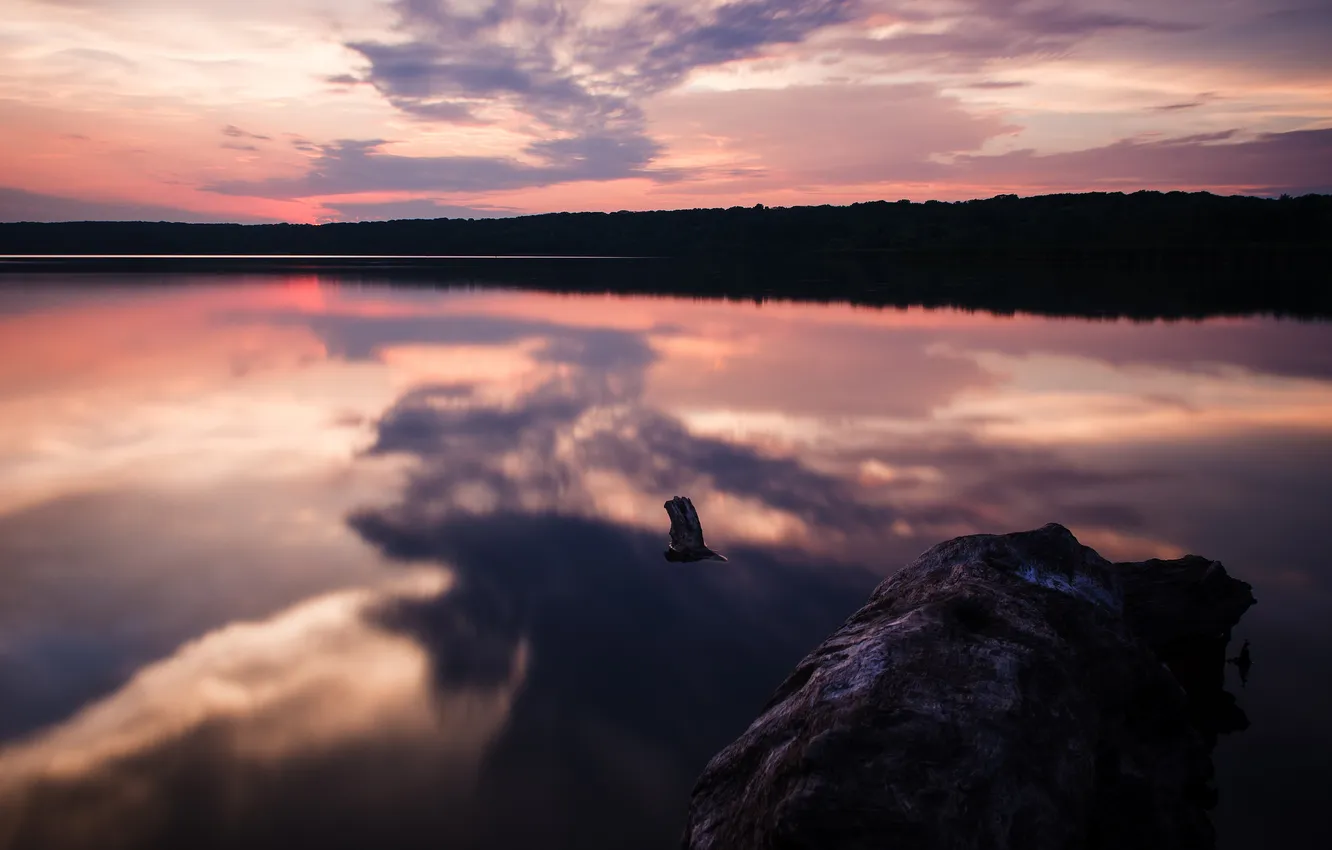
[3,189,1325,228]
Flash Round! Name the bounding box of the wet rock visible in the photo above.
[683,523,1255,850]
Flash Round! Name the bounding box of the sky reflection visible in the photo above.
[1,278,1331,849]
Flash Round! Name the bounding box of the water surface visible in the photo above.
[1,276,1329,849]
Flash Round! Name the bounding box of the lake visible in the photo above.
[1,274,1329,849]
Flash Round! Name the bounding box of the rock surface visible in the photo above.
[683,523,1255,850]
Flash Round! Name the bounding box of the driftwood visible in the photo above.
[683,523,1255,850]
[664,496,727,562]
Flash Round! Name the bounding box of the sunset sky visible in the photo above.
[1,0,1329,223]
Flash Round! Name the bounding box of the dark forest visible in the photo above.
[3,191,1328,318]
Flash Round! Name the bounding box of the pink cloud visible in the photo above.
[648,83,1016,187]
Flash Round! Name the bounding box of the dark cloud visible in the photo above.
[347,0,856,125]
[1012,4,1195,36]
[964,79,1030,89]
[610,0,858,88]
[1244,4,1332,71]
[221,124,271,141]
[834,0,1197,72]
[205,136,665,198]
[1153,101,1204,111]
[679,124,1331,195]
[320,197,513,221]
[0,186,279,223]
[955,128,1332,195]
[343,38,591,127]
[212,0,856,199]
[286,133,321,152]
[1084,1,1332,76]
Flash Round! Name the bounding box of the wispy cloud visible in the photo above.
[345,0,857,125]
[953,128,1332,195]
[836,0,1198,72]
[321,197,512,221]
[220,0,862,200]
[0,186,281,223]
[964,80,1030,90]
[1153,101,1204,112]
[222,124,271,141]
[206,136,671,198]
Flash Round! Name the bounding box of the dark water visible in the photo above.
[1,276,1329,849]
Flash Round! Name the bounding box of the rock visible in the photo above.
[682,523,1255,850]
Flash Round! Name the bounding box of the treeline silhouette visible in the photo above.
[2,191,1328,318]
[3,191,1329,256]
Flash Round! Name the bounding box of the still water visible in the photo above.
[0,276,1329,849]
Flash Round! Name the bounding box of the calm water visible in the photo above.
[1,276,1330,849]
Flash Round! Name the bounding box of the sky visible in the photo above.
[0,0,1329,223]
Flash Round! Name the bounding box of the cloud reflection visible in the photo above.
[347,512,874,849]
[0,567,529,850]
[277,298,1328,568]
[347,316,974,561]
[4,283,1332,848]
[324,293,1332,848]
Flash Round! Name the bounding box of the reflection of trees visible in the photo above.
[5,191,1329,317]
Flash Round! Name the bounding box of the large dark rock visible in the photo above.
[683,523,1255,850]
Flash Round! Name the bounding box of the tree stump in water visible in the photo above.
[683,523,1255,850]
